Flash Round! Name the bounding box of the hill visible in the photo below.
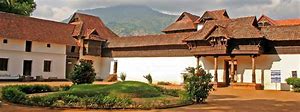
[64,5,178,36]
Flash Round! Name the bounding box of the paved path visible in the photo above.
[1,82,300,112]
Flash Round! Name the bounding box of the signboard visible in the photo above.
[271,70,281,83]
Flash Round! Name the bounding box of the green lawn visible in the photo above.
[69,81,161,98]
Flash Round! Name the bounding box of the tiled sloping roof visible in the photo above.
[184,16,264,41]
[195,9,230,23]
[205,9,229,20]
[0,12,77,45]
[69,13,118,40]
[275,19,300,26]
[162,12,199,33]
[261,25,300,40]
[258,15,300,26]
[108,33,194,48]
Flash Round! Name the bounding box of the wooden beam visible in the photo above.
[252,55,256,83]
[214,56,218,82]
[230,56,235,83]
[196,56,200,67]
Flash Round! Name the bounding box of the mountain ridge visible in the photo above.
[64,5,178,36]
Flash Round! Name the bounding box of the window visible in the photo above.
[71,46,76,52]
[25,41,32,52]
[43,60,51,72]
[0,58,8,71]
[3,39,8,44]
[47,44,51,48]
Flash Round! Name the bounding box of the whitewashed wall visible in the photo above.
[0,38,66,79]
[100,57,197,84]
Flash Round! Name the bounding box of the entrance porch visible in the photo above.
[196,55,264,90]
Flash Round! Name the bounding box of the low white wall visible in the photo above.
[104,57,197,84]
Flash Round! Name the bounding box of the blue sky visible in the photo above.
[32,0,300,21]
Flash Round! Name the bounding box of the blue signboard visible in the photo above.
[271,70,281,83]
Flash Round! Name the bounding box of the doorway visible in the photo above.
[224,60,237,86]
[23,60,32,76]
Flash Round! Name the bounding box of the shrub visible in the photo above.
[119,72,126,82]
[143,74,152,84]
[183,66,213,103]
[286,77,300,92]
[2,87,26,103]
[153,85,180,97]
[157,81,172,85]
[70,59,96,85]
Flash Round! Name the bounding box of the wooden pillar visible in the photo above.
[214,56,218,82]
[230,56,235,83]
[252,55,256,83]
[196,56,200,67]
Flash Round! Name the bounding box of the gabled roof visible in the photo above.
[261,25,300,40]
[184,16,264,41]
[258,15,300,26]
[69,12,118,40]
[195,9,230,23]
[108,32,194,48]
[162,12,200,33]
[0,12,77,45]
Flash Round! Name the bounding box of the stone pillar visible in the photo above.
[252,55,256,83]
[214,56,218,82]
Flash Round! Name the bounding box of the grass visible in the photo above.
[69,81,161,98]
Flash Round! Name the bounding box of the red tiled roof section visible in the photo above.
[162,12,199,33]
[206,9,229,20]
[261,25,300,40]
[70,13,118,40]
[275,19,300,26]
[108,32,194,48]
[185,16,264,41]
[0,12,77,45]
[258,15,300,26]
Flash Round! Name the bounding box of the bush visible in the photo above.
[119,72,126,82]
[2,87,26,103]
[153,85,180,97]
[286,78,300,92]
[157,81,172,85]
[143,74,152,84]
[183,66,213,103]
[70,59,96,85]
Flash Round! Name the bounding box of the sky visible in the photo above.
[32,0,300,21]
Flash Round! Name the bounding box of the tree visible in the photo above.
[0,0,36,16]
[182,66,213,103]
[70,59,96,85]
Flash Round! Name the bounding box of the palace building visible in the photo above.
[0,9,299,90]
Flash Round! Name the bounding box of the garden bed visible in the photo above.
[1,81,193,110]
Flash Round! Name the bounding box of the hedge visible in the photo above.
[286,78,300,92]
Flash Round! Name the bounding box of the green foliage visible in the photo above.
[286,78,300,92]
[0,0,36,16]
[70,59,96,85]
[183,66,213,103]
[143,74,153,84]
[2,87,26,103]
[153,86,181,97]
[157,81,172,85]
[119,72,126,81]
[70,81,161,98]
[17,85,53,94]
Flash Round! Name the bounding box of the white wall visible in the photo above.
[0,38,66,79]
[108,57,197,84]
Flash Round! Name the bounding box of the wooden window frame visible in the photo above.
[43,60,51,72]
[0,58,8,71]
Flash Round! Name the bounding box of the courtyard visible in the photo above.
[1,81,300,112]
